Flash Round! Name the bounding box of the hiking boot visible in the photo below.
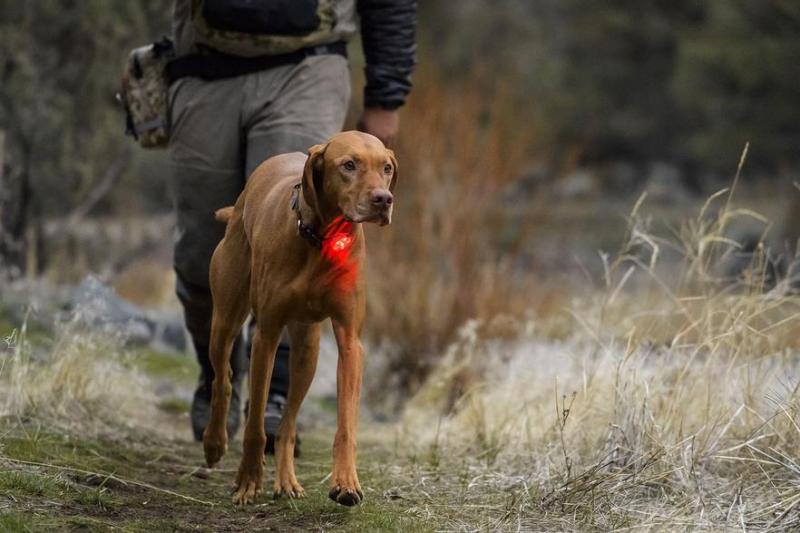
[265,392,301,457]
[191,377,242,442]
[245,392,301,457]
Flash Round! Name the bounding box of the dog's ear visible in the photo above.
[387,149,399,192]
[302,143,326,218]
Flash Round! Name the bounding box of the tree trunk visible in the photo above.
[0,132,31,277]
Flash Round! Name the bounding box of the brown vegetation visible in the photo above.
[363,65,554,399]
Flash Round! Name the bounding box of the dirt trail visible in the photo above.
[1,417,434,532]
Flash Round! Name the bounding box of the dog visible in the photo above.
[202,131,397,506]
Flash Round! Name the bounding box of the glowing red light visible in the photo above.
[320,217,358,292]
[321,216,356,269]
[323,231,353,261]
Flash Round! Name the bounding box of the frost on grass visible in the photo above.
[0,303,163,436]
[399,188,800,530]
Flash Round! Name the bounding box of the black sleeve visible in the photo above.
[356,0,417,110]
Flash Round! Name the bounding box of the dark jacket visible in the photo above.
[171,0,416,109]
[358,0,416,109]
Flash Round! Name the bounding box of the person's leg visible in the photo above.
[241,53,351,451]
[169,76,250,440]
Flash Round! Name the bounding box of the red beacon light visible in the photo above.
[331,234,352,252]
[321,216,356,267]
[320,216,359,291]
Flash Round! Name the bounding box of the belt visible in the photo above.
[166,41,347,84]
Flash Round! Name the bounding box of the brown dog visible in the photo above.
[202,131,397,506]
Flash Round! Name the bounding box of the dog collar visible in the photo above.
[291,183,324,249]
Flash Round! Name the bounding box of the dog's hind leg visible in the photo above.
[233,321,281,505]
[203,223,251,468]
[273,321,321,499]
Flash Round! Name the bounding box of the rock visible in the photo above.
[67,275,187,352]
[148,312,189,353]
[554,168,597,199]
[644,162,690,204]
[599,161,639,192]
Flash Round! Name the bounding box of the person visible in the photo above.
[166,0,416,450]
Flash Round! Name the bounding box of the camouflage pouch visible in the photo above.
[118,38,174,149]
[192,0,336,57]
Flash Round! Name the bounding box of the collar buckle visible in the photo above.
[291,182,323,250]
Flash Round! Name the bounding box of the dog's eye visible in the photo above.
[384,164,393,174]
[343,160,356,172]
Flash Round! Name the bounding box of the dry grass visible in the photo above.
[0,308,168,436]
[363,65,550,400]
[359,74,800,529]
[112,258,177,308]
[3,166,799,529]
[398,150,800,530]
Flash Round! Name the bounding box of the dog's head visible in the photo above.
[302,131,397,226]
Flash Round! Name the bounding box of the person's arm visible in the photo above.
[355,0,417,146]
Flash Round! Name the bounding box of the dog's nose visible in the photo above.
[371,189,393,207]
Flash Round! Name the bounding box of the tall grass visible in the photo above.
[398,157,800,529]
[0,309,165,436]
[363,66,549,401]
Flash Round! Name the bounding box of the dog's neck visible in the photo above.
[297,192,322,231]
[292,183,357,251]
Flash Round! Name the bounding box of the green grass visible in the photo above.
[1,427,148,479]
[0,511,39,533]
[0,308,15,339]
[0,420,449,532]
[0,469,66,498]
[156,396,191,415]
[126,348,196,385]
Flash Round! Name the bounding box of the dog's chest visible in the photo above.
[281,280,332,322]
[300,292,328,321]
[283,275,355,323]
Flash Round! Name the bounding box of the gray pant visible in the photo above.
[168,54,351,391]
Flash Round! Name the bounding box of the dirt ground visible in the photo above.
[0,419,440,532]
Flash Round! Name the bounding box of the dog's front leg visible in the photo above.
[329,319,364,506]
[232,324,281,505]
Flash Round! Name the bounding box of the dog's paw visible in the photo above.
[328,468,363,507]
[328,484,363,506]
[203,430,228,468]
[232,479,261,505]
[272,477,306,499]
[231,467,263,505]
[273,437,304,499]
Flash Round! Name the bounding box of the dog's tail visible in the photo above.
[215,206,234,224]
